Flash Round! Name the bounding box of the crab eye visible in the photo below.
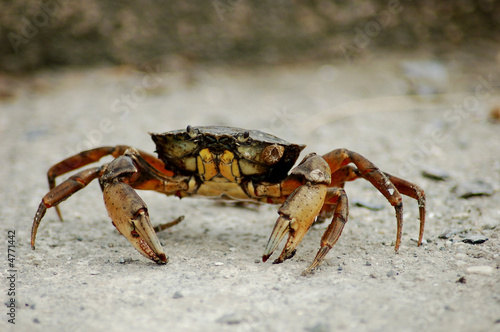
[261,144,285,165]
[186,125,199,138]
[237,131,250,143]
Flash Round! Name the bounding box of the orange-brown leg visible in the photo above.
[32,148,190,263]
[303,187,348,275]
[384,173,426,246]
[316,165,360,223]
[322,149,426,252]
[46,145,171,220]
[32,166,103,249]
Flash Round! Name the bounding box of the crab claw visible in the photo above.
[103,181,167,264]
[263,182,327,264]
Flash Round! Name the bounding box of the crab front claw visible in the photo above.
[103,181,167,264]
[263,182,328,264]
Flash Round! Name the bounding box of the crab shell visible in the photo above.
[151,126,305,182]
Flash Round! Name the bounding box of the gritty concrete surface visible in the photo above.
[1,50,500,332]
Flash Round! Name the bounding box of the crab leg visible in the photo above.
[46,145,170,221]
[31,166,103,249]
[383,173,426,246]
[322,149,425,252]
[302,187,348,275]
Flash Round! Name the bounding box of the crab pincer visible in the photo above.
[263,154,330,267]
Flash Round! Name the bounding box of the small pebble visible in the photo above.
[214,262,224,266]
[421,166,450,181]
[461,234,488,244]
[353,199,384,211]
[387,270,397,277]
[305,322,331,332]
[173,291,184,299]
[466,266,494,275]
[456,276,467,284]
[216,313,244,325]
[489,106,500,122]
[453,181,494,198]
[411,237,428,244]
[438,229,465,239]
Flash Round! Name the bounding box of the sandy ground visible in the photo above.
[1,50,500,332]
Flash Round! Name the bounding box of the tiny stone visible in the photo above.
[411,237,428,244]
[216,313,244,325]
[453,181,494,198]
[254,259,260,264]
[173,291,184,299]
[33,318,40,324]
[421,166,451,181]
[456,276,467,284]
[353,199,384,211]
[387,270,397,277]
[466,265,494,275]
[214,262,224,266]
[305,322,331,332]
[438,229,465,239]
[461,234,488,244]
[365,261,372,266]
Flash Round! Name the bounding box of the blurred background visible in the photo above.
[1,0,499,72]
[1,2,500,331]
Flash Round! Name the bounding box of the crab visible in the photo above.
[32,125,426,275]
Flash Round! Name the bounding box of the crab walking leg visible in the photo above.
[322,149,406,251]
[302,187,348,275]
[31,167,103,250]
[316,165,360,223]
[384,173,426,246]
[46,145,170,221]
[102,181,167,264]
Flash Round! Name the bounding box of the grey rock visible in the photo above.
[438,229,465,239]
[453,181,494,198]
[421,166,451,181]
[461,234,488,244]
[353,199,384,211]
